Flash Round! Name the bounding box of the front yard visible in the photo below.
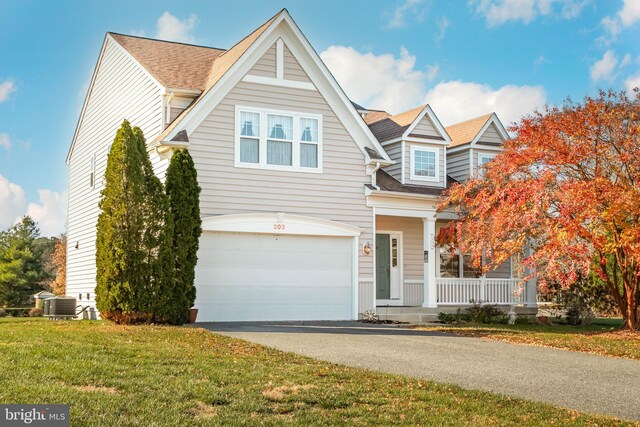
[417,319,640,360]
[0,318,636,425]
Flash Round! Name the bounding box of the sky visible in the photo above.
[0,0,639,236]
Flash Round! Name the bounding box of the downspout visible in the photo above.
[163,92,174,127]
[370,161,381,190]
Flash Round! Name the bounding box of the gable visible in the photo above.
[247,42,276,78]
[476,122,505,146]
[409,113,444,139]
[283,44,310,82]
[158,10,390,163]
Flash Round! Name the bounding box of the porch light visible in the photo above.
[362,242,372,255]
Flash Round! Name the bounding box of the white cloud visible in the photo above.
[155,11,198,43]
[619,0,640,27]
[26,189,67,236]
[426,81,547,126]
[0,175,26,230]
[387,0,426,29]
[625,72,640,93]
[471,0,588,26]
[0,133,10,150]
[0,80,16,103]
[534,55,548,66]
[321,45,431,113]
[620,53,633,67]
[590,50,618,81]
[435,17,450,43]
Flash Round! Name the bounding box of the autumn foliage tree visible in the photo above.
[439,90,640,330]
[49,234,66,295]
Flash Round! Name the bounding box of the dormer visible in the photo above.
[364,105,451,188]
[445,113,509,182]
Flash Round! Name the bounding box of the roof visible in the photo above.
[375,169,457,196]
[109,33,225,90]
[445,113,494,148]
[363,106,425,142]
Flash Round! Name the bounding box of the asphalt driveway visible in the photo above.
[200,321,640,421]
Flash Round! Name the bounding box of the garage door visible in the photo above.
[195,232,354,321]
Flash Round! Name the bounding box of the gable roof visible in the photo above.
[445,113,510,148]
[363,104,451,145]
[109,33,225,91]
[154,9,391,163]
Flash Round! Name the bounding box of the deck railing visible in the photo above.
[436,277,525,305]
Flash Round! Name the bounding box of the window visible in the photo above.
[235,106,322,172]
[410,146,439,182]
[391,238,398,268]
[439,247,482,278]
[478,154,495,177]
[89,154,95,188]
[511,251,525,279]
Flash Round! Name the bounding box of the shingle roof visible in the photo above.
[375,169,458,196]
[109,33,226,90]
[445,113,494,148]
[363,105,425,142]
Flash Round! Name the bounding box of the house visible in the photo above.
[66,9,537,322]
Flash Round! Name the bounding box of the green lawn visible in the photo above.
[417,320,640,360]
[0,318,634,426]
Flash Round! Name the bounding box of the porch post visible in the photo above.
[524,245,538,307]
[422,217,437,308]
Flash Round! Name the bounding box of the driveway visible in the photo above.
[200,321,640,421]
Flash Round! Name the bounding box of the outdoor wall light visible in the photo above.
[75,241,79,250]
[362,242,372,255]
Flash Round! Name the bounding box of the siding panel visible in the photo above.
[404,143,445,187]
[247,43,276,78]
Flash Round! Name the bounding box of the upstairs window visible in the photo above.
[235,106,322,172]
[478,154,496,177]
[410,145,439,182]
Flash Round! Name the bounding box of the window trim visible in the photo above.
[478,153,496,177]
[409,145,439,182]
[234,105,323,173]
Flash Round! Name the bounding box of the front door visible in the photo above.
[376,234,391,299]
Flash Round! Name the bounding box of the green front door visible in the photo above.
[376,234,390,299]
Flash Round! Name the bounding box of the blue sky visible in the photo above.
[0,0,639,236]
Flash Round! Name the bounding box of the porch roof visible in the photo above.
[375,170,458,196]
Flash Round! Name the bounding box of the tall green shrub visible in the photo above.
[95,120,175,324]
[165,149,202,324]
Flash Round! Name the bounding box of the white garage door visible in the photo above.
[195,232,354,321]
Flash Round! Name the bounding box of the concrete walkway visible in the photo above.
[200,321,640,421]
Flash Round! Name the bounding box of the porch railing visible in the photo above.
[436,277,525,305]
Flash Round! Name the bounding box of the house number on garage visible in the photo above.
[273,223,286,231]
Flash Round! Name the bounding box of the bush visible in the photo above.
[28,307,44,317]
[438,309,471,324]
[0,309,6,317]
[467,300,503,323]
[5,308,30,317]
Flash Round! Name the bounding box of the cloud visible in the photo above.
[625,72,640,93]
[426,81,547,126]
[0,175,66,236]
[620,53,632,68]
[0,175,26,230]
[321,45,432,113]
[387,0,426,29]
[0,80,16,103]
[26,189,68,236]
[435,17,450,43]
[155,11,198,43]
[533,55,548,66]
[471,0,588,27]
[619,0,640,27]
[0,133,10,150]
[590,50,618,81]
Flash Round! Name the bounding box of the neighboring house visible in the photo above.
[66,9,537,322]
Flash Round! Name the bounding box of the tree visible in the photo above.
[166,149,202,324]
[95,120,175,324]
[49,234,66,295]
[438,90,640,330]
[0,216,47,306]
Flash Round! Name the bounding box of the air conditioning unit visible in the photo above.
[44,297,77,319]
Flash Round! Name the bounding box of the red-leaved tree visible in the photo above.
[438,90,640,330]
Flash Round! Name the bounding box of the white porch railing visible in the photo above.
[436,277,525,305]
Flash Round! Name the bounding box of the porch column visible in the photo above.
[524,245,538,307]
[422,217,437,308]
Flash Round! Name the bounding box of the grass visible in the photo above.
[416,319,640,360]
[0,318,635,426]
